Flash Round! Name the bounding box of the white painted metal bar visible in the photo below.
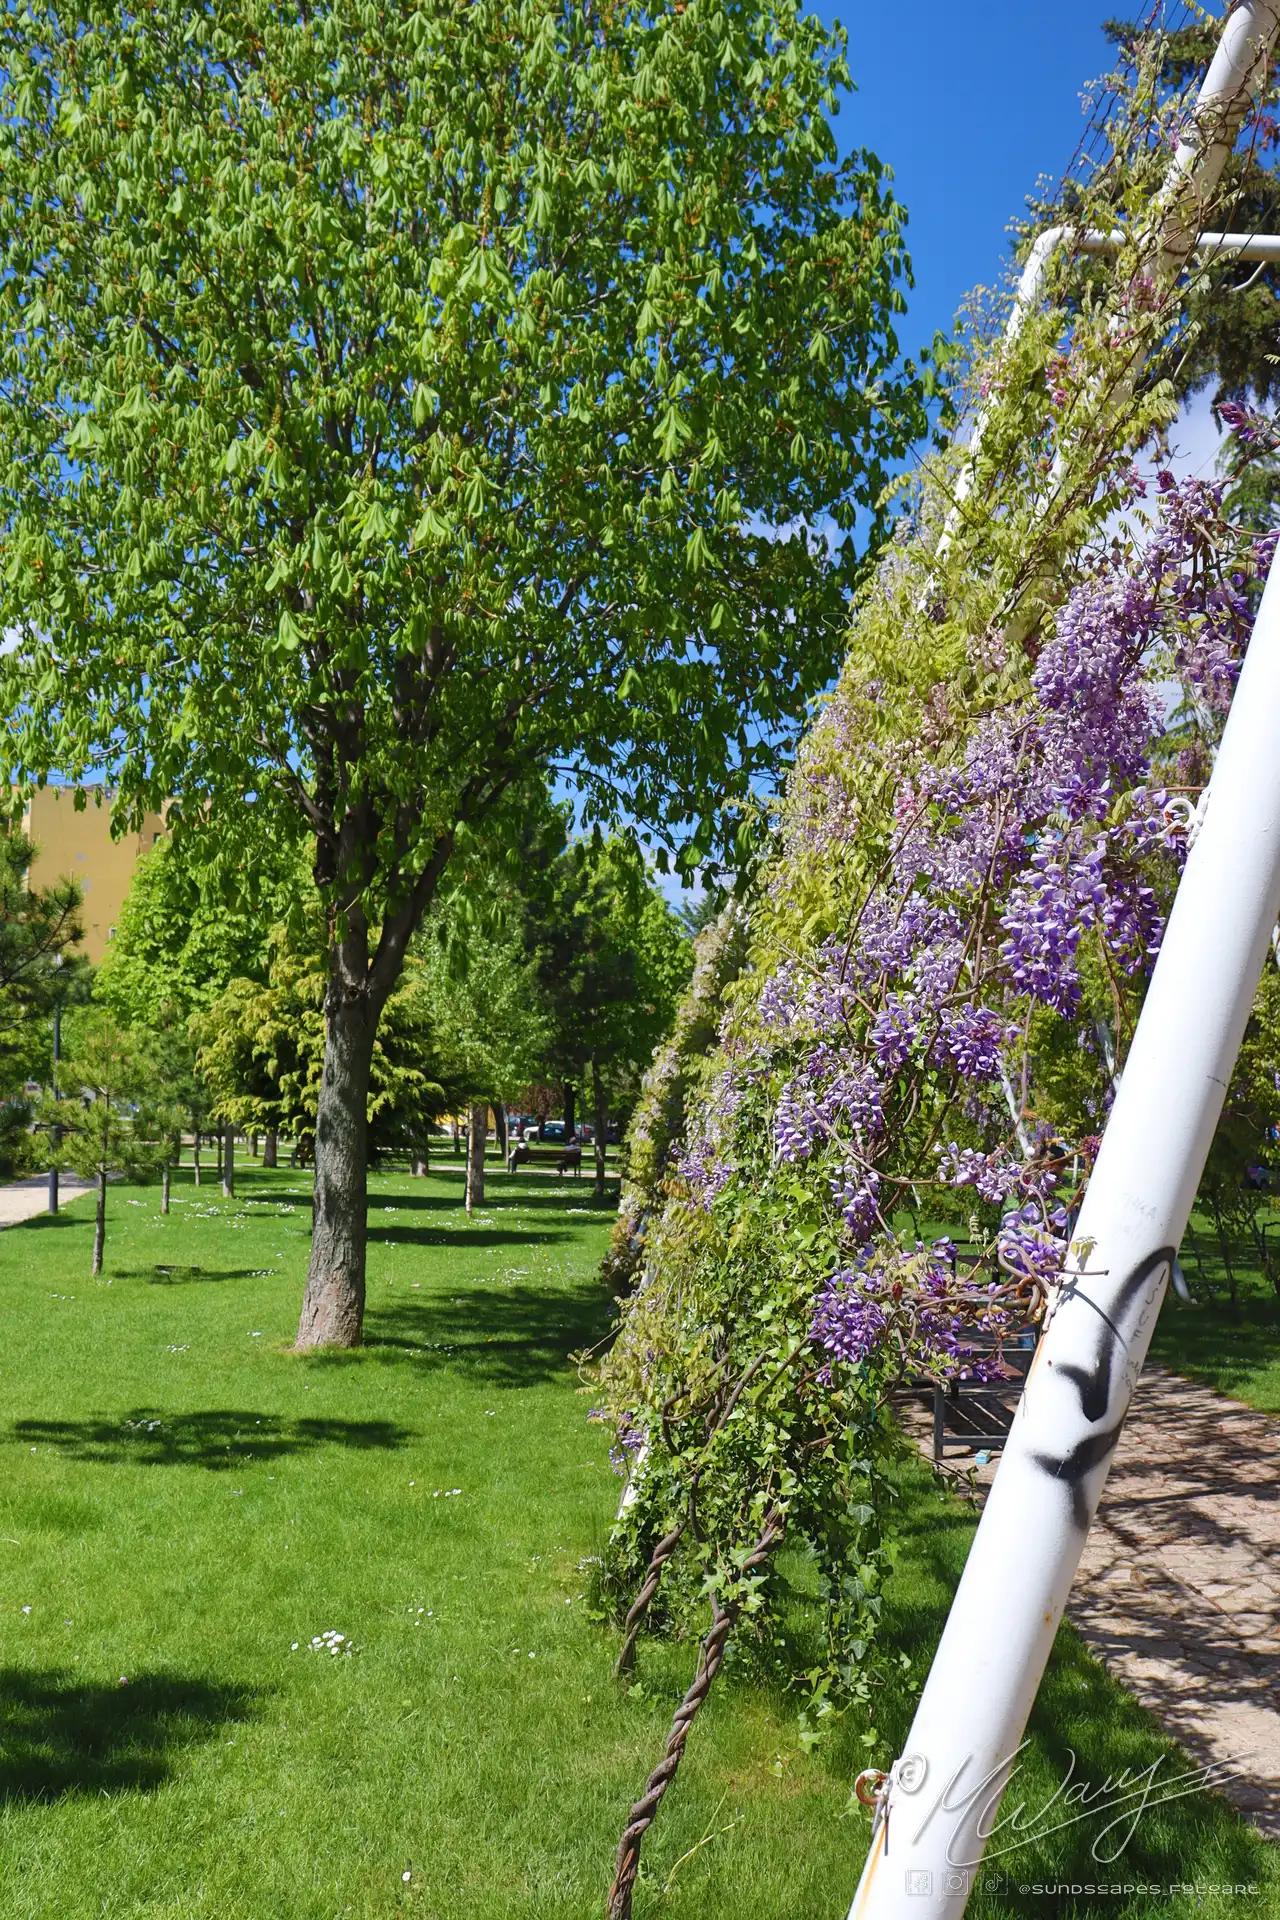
[850,533,1280,1920]
[848,5,1280,1914]
[940,0,1280,551]
[940,225,1280,549]
[1190,226,1280,259]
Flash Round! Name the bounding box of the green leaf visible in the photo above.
[275,609,302,652]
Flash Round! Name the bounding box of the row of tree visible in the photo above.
[1,788,693,1275]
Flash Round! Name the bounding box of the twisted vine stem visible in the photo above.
[605,1508,785,1920]
[614,1519,687,1678]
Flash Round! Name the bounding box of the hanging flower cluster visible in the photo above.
[810,1238,1016,1384]
[743,477,1267,1286]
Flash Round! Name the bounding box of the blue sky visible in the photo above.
[808,3,1133,356]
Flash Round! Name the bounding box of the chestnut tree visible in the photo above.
[0,0,931,1344]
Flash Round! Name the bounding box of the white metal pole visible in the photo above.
[847,7,1280,1915]
[1157,0,1280,251]
[937,210,1280,554]
[849,481,1280,1920]
[937,0,1280,558]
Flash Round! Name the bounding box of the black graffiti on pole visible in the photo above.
[1029,1247,1174,1530]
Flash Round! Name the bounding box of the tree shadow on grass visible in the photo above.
[366,1223,570,1251]
[365,1190,472,1215]
[9,1409,413,1470]
[0,1668,259,1801]
[1148,1292,1280,1405]
[366,1186,582,1214]
[247,1183,617,1222]
[110,1265,273,1285]
[831,1454,1276,1916]
[351,1280,616,1386]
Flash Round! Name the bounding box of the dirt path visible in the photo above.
[901,1366,1280,1840]
[0,1173,95,1229]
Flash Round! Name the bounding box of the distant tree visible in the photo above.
[41,1013,168,1274]
[142,1022,207,1209]
[675,889,724,940]
[0,830,87,1176]
[0,0,933,1347]
[531,840,693,1197]
[192,912,444,1174]
[95,833,289,1026]
[419,919,554,1212]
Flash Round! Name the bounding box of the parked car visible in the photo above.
[541,1120,568,1143]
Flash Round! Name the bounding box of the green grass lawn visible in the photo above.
[1148,1213,1280,1415]
[0,1158,1273,1919]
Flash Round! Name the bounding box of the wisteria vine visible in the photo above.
[588,46,1280,1915]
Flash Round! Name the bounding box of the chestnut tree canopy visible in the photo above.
[0,0,932,1343]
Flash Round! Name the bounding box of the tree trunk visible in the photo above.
[295,990,379,1349]
[193,1129,201,1186]
[92,1170,106,1277]
[413,1135,429,1176]
[451,1114,461,1156]
[215,1127,223,1180]
[563,1082,576,1140]
[222,1123,235,1199]
[263,1129,278,1170]
[162,1162,171,1216]
[250,1131,259,1158]
[592,1059,608,1202]
[494,1101,508,1161]
[465,1103,487,1216]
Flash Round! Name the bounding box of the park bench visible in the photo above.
[891,1238,1041,1462]
[926,1326,1039,1463]
[506,1141,582,1177]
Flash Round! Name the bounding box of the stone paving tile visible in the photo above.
[1069,1368,1279,1839]
[898,1366,1280,1841]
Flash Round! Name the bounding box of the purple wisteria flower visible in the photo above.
[774,1054,885,1164]
[810,1239,1014,1385]
[937,1142,1021,1205]
[997,1203,1069,1285]
[829,1165,881,1241]
[933,1004,1014,1080]
[677,1064,744,1208]
[756,479,1262,1285]
[810,1267,888,1367]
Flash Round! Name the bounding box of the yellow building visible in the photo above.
[23,787,167,964]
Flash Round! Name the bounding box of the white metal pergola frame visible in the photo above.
[848,6,1280,1915]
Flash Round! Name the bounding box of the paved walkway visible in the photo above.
[901,1366,1280,1841]
[1070,1368,1280,1839]
[0,1173,95,1228]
